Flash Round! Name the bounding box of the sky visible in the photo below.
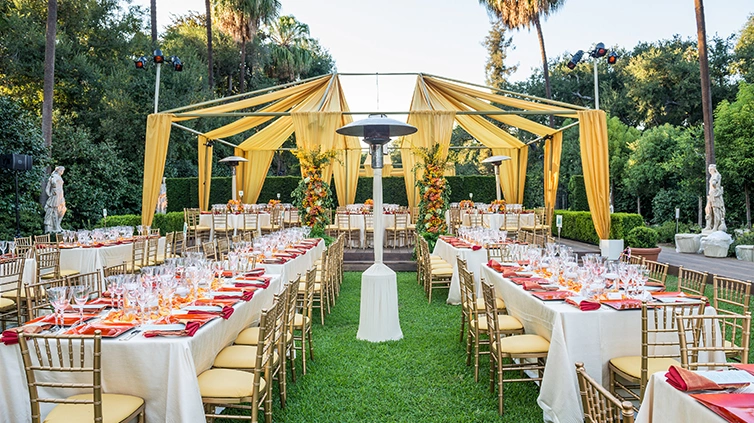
[130,0,752,117]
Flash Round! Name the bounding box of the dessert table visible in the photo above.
[0,273,283,422]
[431,238,487,305]
[480,265,724,423]
[636,371,731,423]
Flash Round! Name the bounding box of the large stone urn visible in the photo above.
[675,234,702,254]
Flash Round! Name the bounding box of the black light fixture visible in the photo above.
[607,52,618,65]
[134,56,147,69]
[171,56,183,72]
[567,50,584,70]
[591,42,607,58]
[153,49,165,64]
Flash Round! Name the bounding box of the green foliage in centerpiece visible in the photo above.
[414,144,451,248]
[291,147,337,232]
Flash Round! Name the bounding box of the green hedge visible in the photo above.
[166,175,499,210]
[551,210,645,245]
[567,175,589,211]
[99,211,184,235]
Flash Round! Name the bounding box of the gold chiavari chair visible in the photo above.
[146,236,160,266]
[336,213,360,248]
[282,275,300,386]
[184,208,211,246]
[243,231,253,243]
[677,267,708,296]
[310,247,330,324]
[242,210,260,237]
[149,228,161,237]
[575,362,634,423]
[608,299,706,407]
[643,260,668,287]
[34,234,51,245]
[468,212,484,228]
[460,264,487,382]
[0,257,26,329]
[260,206,284,235]
[294,268,317,375]
[420,237,453,302]
[67,270,104,298]
[364,213,375,249]
[103,261,128,278]
[217,237,230,258]
[184,245,200,254]
[18,331,146,423]
[284,208,300,227]
[713,276,752,360]
[14,235,33,257]
[486,243,510,262]
[482,280,549,415]
[619,252,644,265]
[127,239,147,273]
[35,245,79,281]
[449,207,462,235]
[25,277,67,320]
[156,231,175,264]
[172,232,186,256]
[677,312,751,369]
[199,309,274,423]
[202,241,218,261]
[212,211,234,242]
[385,213,409,249]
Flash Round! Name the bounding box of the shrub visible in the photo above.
[625,226,659,248]
[551,210,644,245]
[99,211,184,236]
[567,175,589,211]
[652,221,696,244]
[729,231,754,257]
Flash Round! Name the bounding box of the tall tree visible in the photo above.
[206,0,214,88]
[479,0,565,127]
[266,15,313,82]
[483,18,518,87]
[733,14,754,83]
[694,0,715,192]
[216,0,280,93]
[151,0,157,44]
[42,0,57,150]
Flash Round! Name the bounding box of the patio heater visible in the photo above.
[219,156,248,201]
[337,114,416,342]
[481,155,511,202]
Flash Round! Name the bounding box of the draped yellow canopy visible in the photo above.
[140,73,611,240]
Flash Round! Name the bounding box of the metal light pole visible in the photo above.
[567,43,617,110]
[219,156,249,201]
[482,155,511,202]
[135,49,183,114]
[337,114,416,342]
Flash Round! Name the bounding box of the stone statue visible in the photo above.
[44,166,67,233]
[156,177,168,214]
[704,164,727,233]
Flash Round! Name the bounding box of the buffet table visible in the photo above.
[431,238,487,305]
[480,266,723,423]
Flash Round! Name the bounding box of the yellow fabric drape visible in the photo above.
[399,110,456,210]
[578,110,611,240]
[141,114,173,225]
[197,136,213,211]
[292,111,342,181]
[330,83,359,205]
[238,149,276,204]
[543,132,563,225]
[491,147,529,203]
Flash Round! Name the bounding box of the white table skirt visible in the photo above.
[636,372,725,423]
[0,273,283,423]
[200,213,271,239]
[357,264,403,342]
[342,214,397,248]
[480,266,723,423]
[431,238,487,305]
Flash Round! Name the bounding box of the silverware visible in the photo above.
[119,329,141,341]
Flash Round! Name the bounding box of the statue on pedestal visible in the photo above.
[704,164,727,233]
[44,166,67,233]
[156,177,168,214]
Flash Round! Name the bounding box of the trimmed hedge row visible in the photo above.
[166,175,499,210]
[99,212,185,235]
[551,210,645,245]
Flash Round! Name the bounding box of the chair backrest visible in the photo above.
[459,263,478,322]
[67,270,104,298]
[149,228,161,237]
[486,243,509,262]
[364,213,374,229]
[251,308,275,406]
[457,257,470,312]
[411,207,420,225]
[243,211,259,232]
[184,245,200,254]
[481,279,500,341]
[163,231,175,260]
[19,331,104,423]
[184,208,201,228]
[468,213,483,228]
[676,312,750,369]
[147,237,159,264]
[202,241,217,261]
[302,267,316,321]
[643,260,668,286]
[575,362,635,423]
[14,236,33,257]
[130,239,146,272]
[285,275,300,338]
[103,261,128,278]
[26,277,68,319]
[212,211,230,230]
[34,234,51,245]
[394,213,408,228]
[713,276,751,316]
[678,267,708,297]
[216,237,230,257]
[337,213,350,230]
[619,252,644,265]
[36,246,61,279]
[0,258,26,322]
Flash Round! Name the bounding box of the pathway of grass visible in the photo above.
[222,271,542,422]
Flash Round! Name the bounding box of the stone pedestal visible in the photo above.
[599,239,624,261]
[675,234,702,254]
[736,245,754,262]
[701,231,733,258]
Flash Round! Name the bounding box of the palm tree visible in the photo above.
[478,0,565,127]
[206,0,214,89]
[215,0,281,93]
[267,15,313,82]
[694,0,715,190]
[42,0,57,149]
[150,0,157,44]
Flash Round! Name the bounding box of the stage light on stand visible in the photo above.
[134,56,147,69]
[171,56,183,72]
[607,52,618,65]
[567,50,584,70]
[591,42,607,58]
[153,49,165,64]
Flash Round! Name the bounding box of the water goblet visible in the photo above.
[47,286,69,331]
[71,285,90,325]
[7,241,16,257]
[0,241,6,256]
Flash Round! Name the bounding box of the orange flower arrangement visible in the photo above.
[490,199,507,214]
[364,199,374,206]
[226,199,242,213]
[414,144,451,235]
[459,200,474,209]
[291,147,337,230]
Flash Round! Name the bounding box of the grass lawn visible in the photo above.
[220,271,542,422]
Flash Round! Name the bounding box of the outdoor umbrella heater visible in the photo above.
[337,114,417,342]
[481,155,511,202]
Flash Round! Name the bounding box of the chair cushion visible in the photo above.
[41,269,80,279]
[235,327,260,345]
[609,356,681,379]
[475,297,505,311]
[298,282,321,293]
[0,297,14,309]
[213,345,275,369]
[293,313,309,328]
[431,267,453,276]
[198,368,262,398]
[43,393,144,423]
[499,334,550,354]
[193,225,211,231]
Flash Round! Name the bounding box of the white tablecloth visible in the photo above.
[0,273,283,422]
[357,263,403,342]
[636,372,725,423]
[480,266,724,423]
[258,239,325,291]
[342,214,398,248]
[431,238,487,305]
[445,210,535,230]
[200,213,271,239]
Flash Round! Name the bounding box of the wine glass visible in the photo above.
[47,286,69,331]
[71,285,90,325]
[7,241,16,257]
[0,241,6,256]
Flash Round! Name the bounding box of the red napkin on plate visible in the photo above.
[666,365,723,391]
[2,330,18,346]
[523,281,545,291]
[144,321,201,338]
[245,269,265,277]
[236,279,270,289]
[502,269,520,278]
[187,306,233,320]
[471,245,482,251]
[565,297,601,311]
[214,291,254,301]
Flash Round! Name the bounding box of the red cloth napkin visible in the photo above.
[236,279,270,289]
[565,297,601,311]
[732,364,754,376]
[213,291,254,301]
[2,330,18,346]
[487,259,502,268]
[471,245,482,251]
[221,271,235,278]
[188,306,234,320]
[689,393,754,422]
[244,269,266,277]
[523,281,545,291]
[144,321,201,338]
[666,365,724,391]
[502,269,520,278]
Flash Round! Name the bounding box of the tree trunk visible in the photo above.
[42,0,57,150]
[205,0,213,89]
[698,196,703,227]
[239,36,246,93]
[636,196,641,216]
[150,0,157,45]
[746,182,751,229]
[694,0,715,190]
[533,14,554,128]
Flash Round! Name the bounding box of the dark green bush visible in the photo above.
[625,226,659,248]
[551,210,645,245]
[652,221,696,244]
[567,175,589,211]
[100,211,184,235]
[730,232,754,257]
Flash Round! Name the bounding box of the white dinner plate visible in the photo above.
[140,323,185,331]
[515,271,534,277]
[209,291,242,297]
[182,305,223,312]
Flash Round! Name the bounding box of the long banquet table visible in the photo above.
[0,240,324,422]
[636,371,729,423]
[431,238,487,305]
[480,265,724,423]
[200,212,271,239]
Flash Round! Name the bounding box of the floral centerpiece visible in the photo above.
[489,199,507,214]
[414,144,451,245]
[364,199,374,207]
[267,199,281,210]
[291,147,337,234]
[226,199,242,213]
[459,200,474,209]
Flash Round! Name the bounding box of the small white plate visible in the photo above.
[140,323,185,331]
[500,262,518,267]
[644,285,664,292]
[182,305,222,312]
[210,291,242,297]
[516,271,534,277]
